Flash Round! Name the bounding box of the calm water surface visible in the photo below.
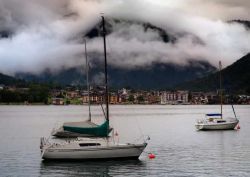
[0,105,249,177]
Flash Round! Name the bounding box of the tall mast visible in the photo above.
[84,39,91,121]
[102,16,109,121]
[219,61,222,119]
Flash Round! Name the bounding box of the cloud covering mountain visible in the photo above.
[0,0,250,75]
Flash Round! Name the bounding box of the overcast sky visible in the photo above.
[0,0,250,75]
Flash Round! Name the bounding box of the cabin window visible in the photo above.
[79,143,101,147]
[217,120,226,123]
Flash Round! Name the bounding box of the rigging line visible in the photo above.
[135,116,145,142]
[231,105,238,120]
[100,103,107,120]
[104,18,146,142]
[84,39,91,121]
[88,61,92,120]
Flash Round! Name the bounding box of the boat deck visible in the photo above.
[63,121,98,128]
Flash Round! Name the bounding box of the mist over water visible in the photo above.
[0,105,249,176]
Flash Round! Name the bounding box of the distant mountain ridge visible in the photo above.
[176,53,250,94]
[15,19,216,89]
[86,18,175,43]
[16,60,216,89]
[230,20,250,29]
[4,19,250,89]
[6,52,250,93]
[0,73,25,86]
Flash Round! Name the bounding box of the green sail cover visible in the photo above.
[63,120,110,137]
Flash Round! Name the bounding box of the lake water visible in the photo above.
[0,105,249,177]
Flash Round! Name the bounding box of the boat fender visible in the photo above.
[148,153,156,159]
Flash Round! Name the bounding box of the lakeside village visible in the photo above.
[1,84,249,105]
[50,88,250,105]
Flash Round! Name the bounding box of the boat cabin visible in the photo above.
[206,113,223,122]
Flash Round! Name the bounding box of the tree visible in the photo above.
[128,95,135,103]
[137,95,144,103]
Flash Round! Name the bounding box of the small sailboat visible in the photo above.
[40,16,148,160]
[195,109,239,130]
[51,38,112,138]
[195,61,239,131]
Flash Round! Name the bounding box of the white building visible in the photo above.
[161,90,189,104]
[0,84,4,90]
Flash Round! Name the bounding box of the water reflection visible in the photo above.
[40,159,146,177]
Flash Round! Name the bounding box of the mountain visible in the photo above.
[15,19,216,89]
[230,20,250,29]
[17,60,215,89]
[0,73,26,86]
[105,61,215,89]
[0,31,11,38]
[177,53,250,94]
[86,18,175,43]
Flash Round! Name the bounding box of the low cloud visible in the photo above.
[0,0,250,75]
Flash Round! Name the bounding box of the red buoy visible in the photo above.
[148,153,156,159]
[236,124,240,130]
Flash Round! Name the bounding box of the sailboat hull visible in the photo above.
[42,143,147,160]
[195,120,239,130]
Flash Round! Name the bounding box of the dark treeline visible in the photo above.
[0,84,49,104]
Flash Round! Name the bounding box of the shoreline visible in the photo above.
[0,103,249,106]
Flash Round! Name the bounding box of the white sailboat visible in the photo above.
[40,16,149,160]
[195,61,239,131]
[195,111,239,130]
[51,34,112,138]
